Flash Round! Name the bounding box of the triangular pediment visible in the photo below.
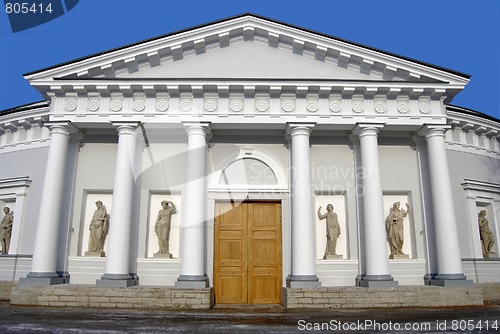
[25,14,469,88]
[120,41,375,81]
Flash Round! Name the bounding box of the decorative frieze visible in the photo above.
[230,99,244,112]
[110,99,123,112]
[281,99,295,112]
[329,99,342,113]
[374,100,387,114]
[155,99,169,112]
[179,99,192,112]
[256,99,269,112]
[87,98,100,112]
[64,98,77,112]
[306,99,319,112]
[397,100,410,114]
[351,99,364,113]
[133,99,146,112]
[418,100,431,114]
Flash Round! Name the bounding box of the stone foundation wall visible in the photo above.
[11,285,214,309]
[282,286,484,309]
[479,283,500,301]
[0,281,14,300]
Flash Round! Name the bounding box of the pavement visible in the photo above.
[1,300,499,333]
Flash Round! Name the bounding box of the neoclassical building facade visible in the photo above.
[1,14,499,304]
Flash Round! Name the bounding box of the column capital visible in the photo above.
[351,123,384,137]
[45,121,78,136]
[111,122,140,135]
[286,123,315,137]
[182,121,211,136]
[417,125,451,139]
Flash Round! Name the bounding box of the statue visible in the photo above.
[154,200,177,258]
[0,207,13,254]
[317,204,342,259]
[385,202,410,259]
[85,201,110,257]
[479,210,496,258]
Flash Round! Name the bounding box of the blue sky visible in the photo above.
[1,0,499,118]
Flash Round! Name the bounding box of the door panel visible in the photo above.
[215,203,247,304]
[214,202,282,304]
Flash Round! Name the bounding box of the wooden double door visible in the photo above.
[214,202,282,304]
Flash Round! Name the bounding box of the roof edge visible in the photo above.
[23,13,471,80]
[447,104,500,124]
[0,100,49,117]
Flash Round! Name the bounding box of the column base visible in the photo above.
[359,280,399,288]
[359,274,398,288]
[286,275,321,288]
[423,273,438,285]
[96,274,137,287]
[175,275,209,289]
[19,272,66,286]
[429,279,473,287]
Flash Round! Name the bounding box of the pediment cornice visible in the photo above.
[25,14,469,90]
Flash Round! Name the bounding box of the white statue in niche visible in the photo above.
[0,207,13,254]
[317,204,342,259]
[479,210,496,258]
[85,201,110,257]
[385,202,410,259]
[154,200,177,258]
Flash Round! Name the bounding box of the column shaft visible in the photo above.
[424,127,471,286]
[21,124,71,285]
[286,124,320,288]
[97,124,138,287]
[176,123,210,288]
[357,126,397,287]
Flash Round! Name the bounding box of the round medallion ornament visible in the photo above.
[204,99,217,112]
[256,99,269,112]
[352,99,364,113]
[133,99,146,112]
[306,99,319,112]
[397,100,410,114]
[155,99,169,112]
[419,101,431,114]
[65,98,77,111]
[282,99,295,112]
[329,99,342,113]
[180,99,192,111]
[87,98,100,112]
[374,100,387,114]
[230,99,244,112]
[110,99,122,112]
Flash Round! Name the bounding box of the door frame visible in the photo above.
[208,193,289,303]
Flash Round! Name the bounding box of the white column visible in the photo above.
[421,126,471,286]
[356,125,397,287]
[21,123,72,285]
[97,123,138,287]
[175,122,210,288]
[286,124,320,288]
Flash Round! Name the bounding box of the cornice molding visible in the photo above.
[24,15,469,89]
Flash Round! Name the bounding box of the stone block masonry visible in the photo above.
[0,281,14,300]
[282,286,484,309]
[10,285,214,309]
